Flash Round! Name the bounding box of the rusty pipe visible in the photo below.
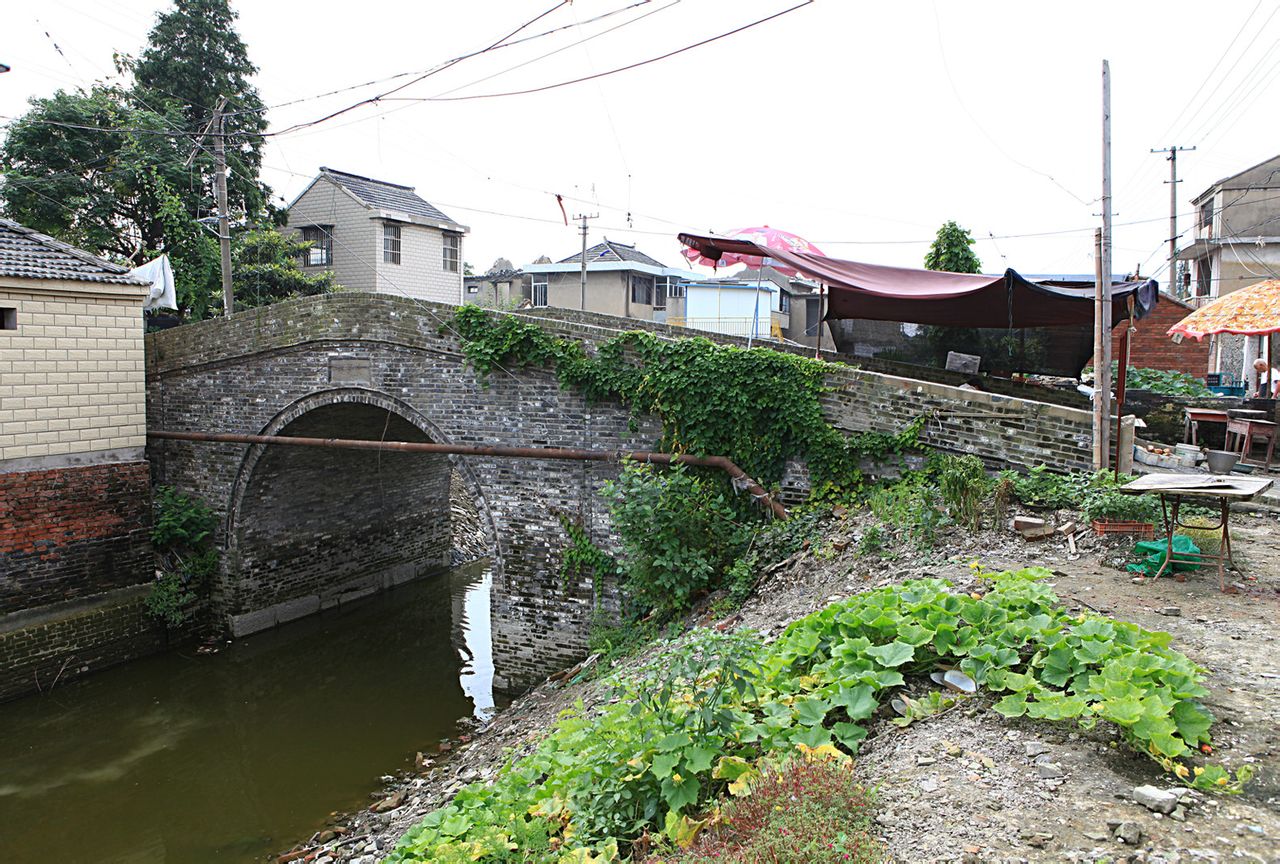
[148,430,787,519]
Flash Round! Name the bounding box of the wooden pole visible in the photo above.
[1098,60,1114,469]
[1093,228,1107,470]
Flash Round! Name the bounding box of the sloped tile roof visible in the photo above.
[320,167,458,224]
[0,218,147,285]
[558,239,667,267]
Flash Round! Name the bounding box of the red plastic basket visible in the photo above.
[1091,519,1155,539]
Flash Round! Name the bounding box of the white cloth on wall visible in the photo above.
[130,255,177,311]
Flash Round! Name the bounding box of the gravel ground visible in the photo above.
[275,506,1280,864]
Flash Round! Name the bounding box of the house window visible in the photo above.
[532,275,549,307]
[443,233,460,273]
[667,279,685,299]
[301,226,332,266]
[779,292,791,314]
[1,307,15,330]
[1199,200,1214,236]
[383,223,402,265]
[466,284,479,294]
[630,274,654,306]
[1195,258,1211,297]
[653,276,668,310]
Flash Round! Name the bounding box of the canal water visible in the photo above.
[0,561,497,863]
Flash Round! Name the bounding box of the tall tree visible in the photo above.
[131,0,270,217]
[0,86,193,261]
[924,220,982,274]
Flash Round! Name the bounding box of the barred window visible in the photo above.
[383,223,401,265]
[301,226,332,266]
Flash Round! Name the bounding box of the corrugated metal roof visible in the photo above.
[319,167,459,225]
[0,218,147,285]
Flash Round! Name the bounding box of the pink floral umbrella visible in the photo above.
[681,225,825,276]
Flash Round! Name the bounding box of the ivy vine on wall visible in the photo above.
[448,305,922,499]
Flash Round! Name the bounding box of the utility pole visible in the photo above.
[213,102,234,317]
[186,96,233,317]
[573,213,598,311]
[1094,60,1114,470]
[1151,145,1194,297]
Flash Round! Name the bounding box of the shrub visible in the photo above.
[933,453,992,530]
[654,753,884,863]
[148,486,218,629]
[606,463,747,617]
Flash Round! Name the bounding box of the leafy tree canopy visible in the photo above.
[230,227,335,313]
[0,86,193,261]
[924,220,982,274]
[130,0,270,216]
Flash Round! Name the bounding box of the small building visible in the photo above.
[1110,291,1211,378]
[671,266,831,347]
[285,167,469,304]
[521,240,697,322]
[0,218,154,700]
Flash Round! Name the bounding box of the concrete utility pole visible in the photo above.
[1151,145,1194,297]
[573,213,598,311]
[1094,60,1114,471]
[213,102,234,317]
[186,96,233,317]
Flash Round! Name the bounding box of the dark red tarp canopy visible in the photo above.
[678,232,1157,328]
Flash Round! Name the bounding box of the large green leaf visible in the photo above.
[865,640,915,667]
[831,684,878,721]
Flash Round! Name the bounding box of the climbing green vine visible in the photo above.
[449,305,921,498]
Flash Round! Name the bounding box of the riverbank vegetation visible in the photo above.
[388,567,1245,863]
[409,311,1247,863]
[145,486,218,629]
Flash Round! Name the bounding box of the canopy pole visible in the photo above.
[815,282,825,359]
[748,262,765,348]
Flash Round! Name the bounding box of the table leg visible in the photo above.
[1265,431,1275,470]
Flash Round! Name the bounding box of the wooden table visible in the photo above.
[1184,408,1230,445]
[1120,474,1273,592]
[1225,417,1276,469]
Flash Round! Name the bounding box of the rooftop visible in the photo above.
[558,239,667,268]
[317,167,460,226]
[0,218,147,285]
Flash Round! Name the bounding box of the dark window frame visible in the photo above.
[301,225,333,266]
[0,307,15,331]
[630,273,654,306]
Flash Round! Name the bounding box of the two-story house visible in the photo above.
[520,240,698,322]
[1176,153,1280,379]
[1177,153,1280,301]
[286,167,469,304]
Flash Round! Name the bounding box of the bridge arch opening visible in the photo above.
[221,389,498,636]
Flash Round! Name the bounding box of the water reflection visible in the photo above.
[0,561,494,864]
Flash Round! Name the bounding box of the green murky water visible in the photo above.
[0,561,496,863]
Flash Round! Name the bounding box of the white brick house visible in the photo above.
[285,168,469,304]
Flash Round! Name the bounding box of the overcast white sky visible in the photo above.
[3,1,1278,284]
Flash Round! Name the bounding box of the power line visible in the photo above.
[266,0,576,136]
[358,1,814,107]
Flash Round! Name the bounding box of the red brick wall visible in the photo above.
[1112,293,1210,377]
[0,461,152,614]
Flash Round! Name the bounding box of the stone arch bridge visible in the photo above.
[146,292,1095,689]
